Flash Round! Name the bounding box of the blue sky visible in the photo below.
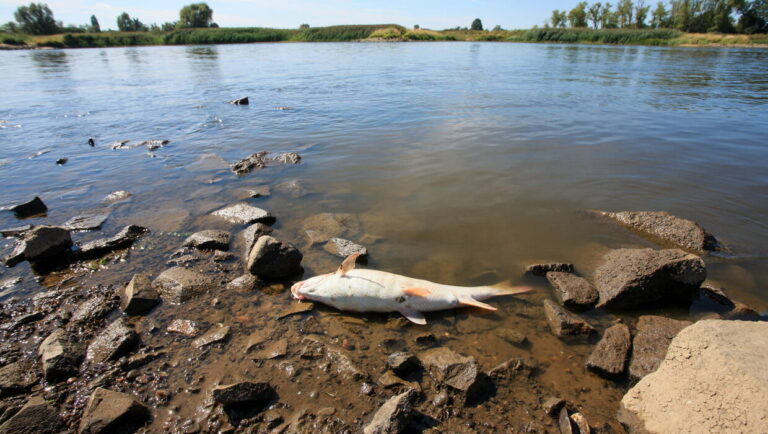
[0,0,581,30]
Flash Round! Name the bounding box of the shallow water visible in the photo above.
[1,42,767,430]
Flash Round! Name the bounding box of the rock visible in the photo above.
[723,302,762,321]
[103,191,132,204]
[0,225,32,238]
[546,272,598,311]
[86,318,139,364]
[363,389,417,434]
[599,210,720,253]
[182,230,230,251]
[378,371,421,392]
[73,225,148,260]
[244,185,271,199]
[593,248,706,310]
[420,347,479,393]
[88,138,95,146]
[55,158,68,165]
[246,235,303,280]
[211,203,274,225]
[274,152,301,164]
[697,285,736,311]
[212,381,276,407]
[0,395,63,433]
[229,96,249,105]
[274,179,308,198]
[120,274,160,315]
[387,352,421,377]
[525,262,574,277]
[251,339,288,360]
[629,315,692,381]
[136,139,169,150]
[71,295,116,324]
[193,324,230,348]
[619,320,768,433]
[0,310,41,330]
[494,328,528,346]
[275,301,314,319]
[558,407,574,434]
[63,213,110,231]
[324,238,368,259]
[108,140,130,150]
[226,274,257,292]
[239,223,273,256]
[79,388,151,434]
[121,351,166,370]
[324,342,366,380]
[0,360,36,397]
[7,196,47,218]
[586,323,631,380]
[167,319,198,337]
[570,413,591,434]
[301,213,360,245]
[153,267,213,303]
[542,299,595,337]
[543,397,565,417]
[212,250,235,262]
[230,151,268,175]
[5,226,72,267]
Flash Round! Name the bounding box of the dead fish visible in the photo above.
[291,254,532,325]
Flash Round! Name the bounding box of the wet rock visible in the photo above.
[88,138,95,146]
[324,237,368,259]
[251,339,288,360]
[0,360,36,397]
[73,225,148,260]
[211,203,275,225]
[86,318,139,364]
[0,395,63,433]
[4,226,72,267]
[432,390,449,407]
[723,302,762,321]
[543,299,595,337]
[239,223,273,256]
[363,389,417,434]
[136,139,169,150]
[71,294,116,324]
[120,274,160,316]
[229,96,249,105]
[63,213,110,231]
[619,320,768,433]
[274,152,301,165]
[212,381,276,407]
[378,371,420,393]
[593,248,706,310]
[420,347,480,393]
[226,274,257,293]
[108,140,130,150]
[212,250,235,262]
[153,267,213,303]
[524,262,574,277]
[167,319,198,337]
[570,413,591,434]
[628,316,692,381]
[243,185,271,199]
[193,324,230,348]
[546,272,598,312]
[55,158,68,165]
[543,397,565,418]
[301,213,360,245]
[79,388,151,434]
[244,331,270,353]
[586,323,631,380]
[494,328,528,346]
[7,196,47,218]
[103,190,132,204]
[0,310,41,331]
[276,301,314,319]
[121,351,166,370]
[182,230,230,251]
[558,407,574,434]
[598,210,720,253]
[230,151,268,175]
[274,179,308,198]
[246,235,303,280]
[0,225,32,238]
[387,352,421,377]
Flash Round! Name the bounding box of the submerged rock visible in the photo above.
[103,190,132,204]
[230,151,300,176]
[324,237,368,259]
[120,274,160,315]
[524,262,574,276]
[301,213,360,245]
[593,248,706,310]
[79,388,151,434]
[229,96,249,105]
[619,320,768,433]
[246,235,303,280]
[226,274,258,293]
[629,315,692,381]
[546,271,598,311]
[4,226,72,267]
[38,328,85,382]
[86,318,139,364]
[73,225,148,260]
[6,196,47,218]
[598,210,721,253]
[211,203,275,225]
[586,323,631,380]
[153,267,213,303]
[363,389,417,434]
[63,213,110,231]
[542,299,595,337]
[212,381,276,408]
[192,324,230,348]
[0,360,36,398]
[183,230,230,251]
[0,224,33,238]
[0,395,63,433]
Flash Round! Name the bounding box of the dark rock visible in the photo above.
[55,158,68,165]
[153,267,213,303]
[229,96,249,105]
[8,197,47,218]
[543,299,595,337]
[420,347,479,393]
[0,225,33,238]
[628,315,691,381]
[0,360,36,397]
[79,388,150,434]
[193,324,230,348]
[63,213,110,231]
[525,262,574,277]
[167,319,198,336]
[226,274,258,293]
[86,318,139,364]
[246,235,303,280]
[543,397,565,418]
[182,230,230,251]
[301,213,360,245]
[211,203,274,225]
[363,389,417,434]
[546,272,598,312]
[586,323,631,380]
[120,274,160,315]
[230,151,268,175]
[88,138,95,146]
[324,237,368,259]
[71,295,116,324]
[598,210,720,253]
[212,381,275,407]
[558,407,574,434]
[593,248,706,310]
[387,352,421,377]
[103,191,132,204]
[73,225,148,260]
[0,311,42,331]
[5,226,72,267]
[494,328,528,346]
[0,395,63,433]
[697,285,736,311]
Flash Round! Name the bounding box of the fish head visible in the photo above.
[291,272,334,301]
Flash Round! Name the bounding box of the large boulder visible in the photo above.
[79,388,151,434]
[246,236,303,280]
[593,248,706,310]
[363,389,417,434]
[86,319,139,364]
[546,272,598,311]
[599,210,720,253]
[152,267,213,303]
[38,329,85,382]
[628,315,691,381]
[211,203,274,225]
[0,395,63,434]
[182,230,230,251]
[120,274,160,315]
[542,299,595,337]
[586,323,631,380]
[73,225,148,260]
[4,226,72,267]
[619,320,768,433]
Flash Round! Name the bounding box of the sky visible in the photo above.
[0,0,583,30]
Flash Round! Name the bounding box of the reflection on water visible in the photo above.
[29,50,69,76]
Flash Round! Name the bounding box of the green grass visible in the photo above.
[403,29,456,41]
[516,28,683,45]
[295,24,405,41]
[163,27,295,44]
[368,27,404,40]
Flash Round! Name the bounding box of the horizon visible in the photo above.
[0,0,585,31]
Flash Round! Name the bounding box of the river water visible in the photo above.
[0,42,767,430]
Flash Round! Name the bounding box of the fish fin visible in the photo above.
[459,297,498,311]
[337,253,361,276]
[403,287,431,297]
[398,307,427,325]
[491,281,534,296]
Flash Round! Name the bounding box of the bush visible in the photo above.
[1,34,26,45]
[403,29,455,41]
[163,27,294,44]
[295,24,405,41]
[62,32,160,48]
[368,27,403,39]
[518,28,682,44]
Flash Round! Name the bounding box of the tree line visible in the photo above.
[550,0,767,33]
[1,2,218,35]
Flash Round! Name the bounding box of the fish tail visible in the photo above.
[490,281,533,296]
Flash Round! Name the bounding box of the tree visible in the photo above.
[551,10,568,27]
[492,24,503,31]
[617,0,635,27]
[652,1,669,27]
[117,12,147,32]
[1,21,19,33]
[413,24,419,29]
[90,15,100,32]
[178,3,213,28]
[588,2,604,28]
[568,2,589,27]
[734,0,768,33]
[471,18,483,30]
[300,23,310,29]
[161,21,177,31]
[14,3,59,35]
[635,0,650,27]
